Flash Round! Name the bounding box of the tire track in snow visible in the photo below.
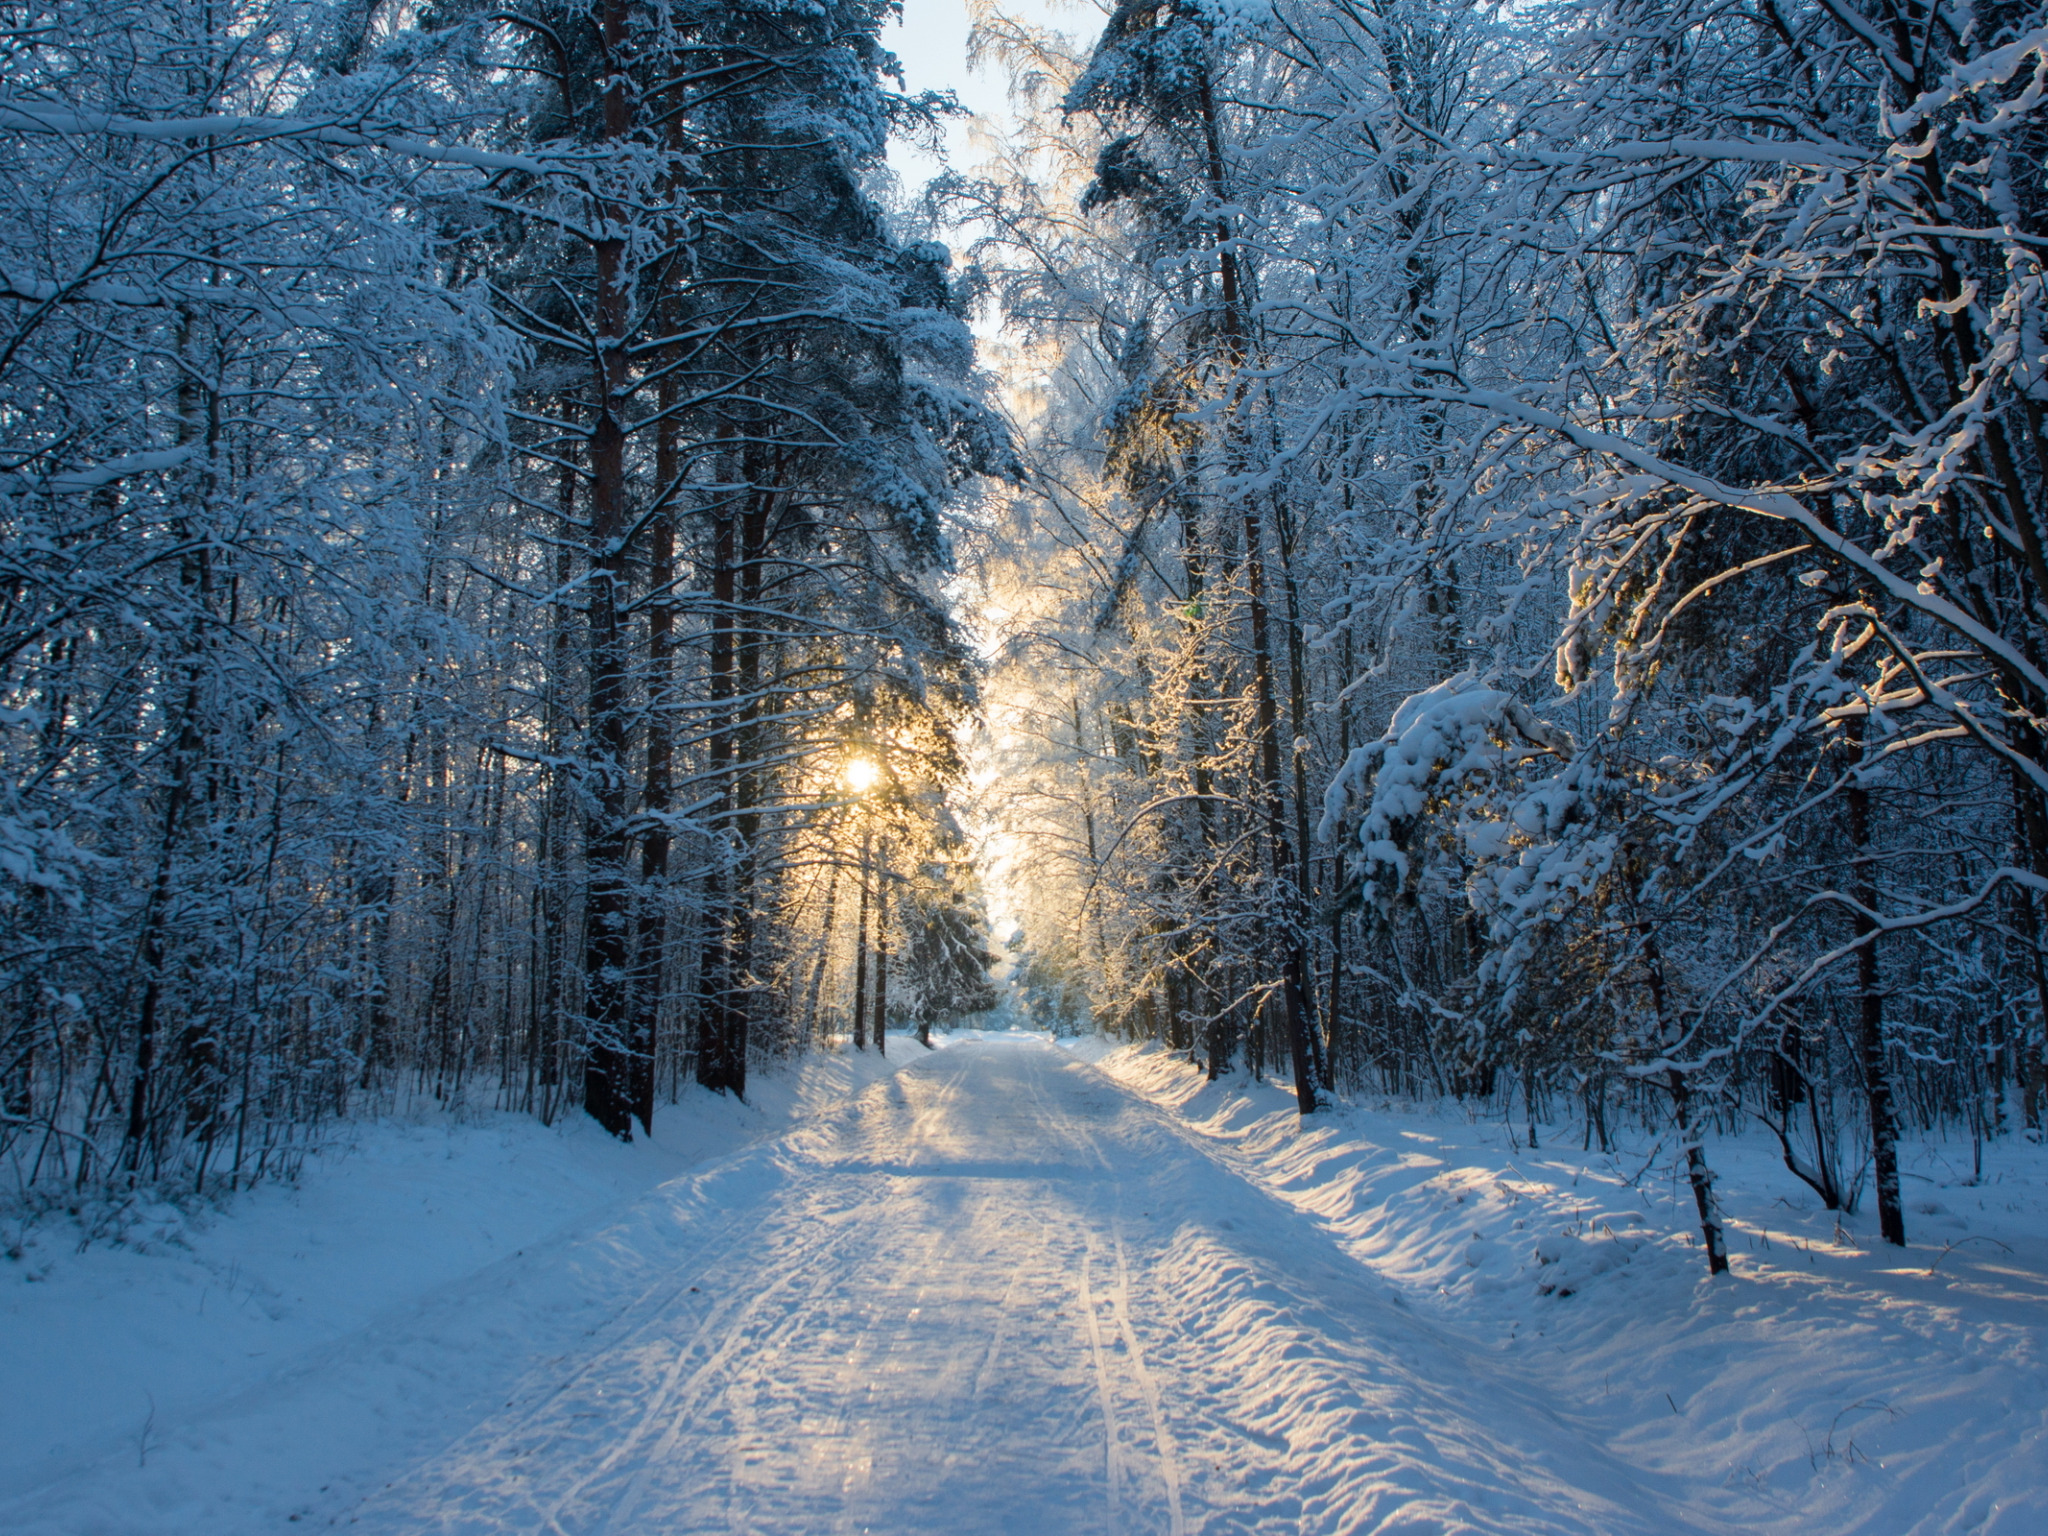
[347,1133,882,1532]
[565,1207,875,1534]
[571,1067,977,1532]
[1027,1042,1134,1533]
[1110,1215,1187,1536]
[1078,1238,1128,1533]
[419,1054,1041,1534]
[1039,1050,1188,1536]
[968,1201,1041,1403]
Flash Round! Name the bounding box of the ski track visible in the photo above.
[322,1038,1684,1536]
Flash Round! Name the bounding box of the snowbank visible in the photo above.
[1090,1042,2048,1535]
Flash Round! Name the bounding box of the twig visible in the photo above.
[1923,1234,2014,1277]
[1822,1399,1897,1466]
[1619,1137,1666,1189]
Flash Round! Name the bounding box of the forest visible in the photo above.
[4,0,2048,1289]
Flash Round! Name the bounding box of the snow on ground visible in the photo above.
[300,1033,1696,1536]
[1086,1041,2048,1535]
[0,1038,922,1529]
[4,1031,2041,1534]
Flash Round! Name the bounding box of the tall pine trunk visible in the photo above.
[1195,66,1316,1114]
[579,0,638,1138]
[695,462,741,1093]
[625,386,679,1136]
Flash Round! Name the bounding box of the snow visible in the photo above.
[0,1040,921,1532]
[4,1034,2042,1533]
[1088,1043,2048,1535]
[1316,675,1581,915]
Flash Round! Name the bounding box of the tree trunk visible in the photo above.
[125,348,217,1174]
[1242,503,1319,1116]
[1176,492,1219,1075]
[124,717,200,1175]
[1193,62,1316,1115]
[874,854,890,1056]
[534,461,578,1120]
[852,829,872,1051]
[580,0,637,1139]
[1277,501,1329,1093]
[579,408,633,1134]
[2009,766,2048,1134]
[1669,1068,1731,1276]
[1645,928,1727,1275]
[695,445,741,1094]
[1846,748,1906,1246]
[802,859,841,1048]
[719,476,774,1095]
[626,396,677,1137]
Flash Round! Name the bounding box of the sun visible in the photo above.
[842,756,879,793]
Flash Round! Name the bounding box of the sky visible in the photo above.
[878,1,1089,952]
[882,0,1083,191]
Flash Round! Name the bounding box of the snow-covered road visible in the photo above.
[341,1037,1680,1535]
[11,1039,2042,1535]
